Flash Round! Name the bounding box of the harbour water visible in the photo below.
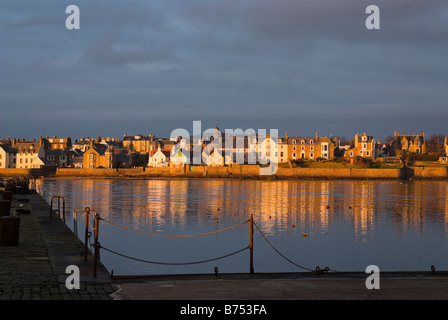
[37,178,448,276]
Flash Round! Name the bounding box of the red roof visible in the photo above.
[150,149,171,157]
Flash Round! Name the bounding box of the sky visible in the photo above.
[1,0,447,142]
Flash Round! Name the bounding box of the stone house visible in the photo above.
[123,134,156,154]
[288,133,335,161]
[344,133,377,159]
[83,142,114,169]
[389,131,426,156]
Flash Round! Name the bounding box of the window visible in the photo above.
[310,146,314,151]
[301,140,305,144]
[366,151,370,156]
[293,139,297,144]
[301,146,305,151]
[360,150,363,156]
[310,153,314,158]
[363,143,367,149]
[280,152,283,157]
[362,136,367,141]
[88,153,93,160]
[292,152,296,159]
[350,151,354,157]
[310,140,314,144]
[293,146,296,151]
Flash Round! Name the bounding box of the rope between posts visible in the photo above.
[99,217,250,238]
[100,244,250,265]
[253,221,316,272]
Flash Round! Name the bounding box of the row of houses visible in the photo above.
[0,137,71,169]
[0,130,445,169]
[145,129,433,168]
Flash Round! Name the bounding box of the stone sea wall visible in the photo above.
[1,165,447,180]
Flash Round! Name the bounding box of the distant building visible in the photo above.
[203,149,225,166]
[344,133,377,159]
[0,144,16,168]
[390,131,426,155]
[123,134,156,154]
[288,133,335,161]
[277,134,289,164]
[45,149,71,167]
[12,137,48,169]
[147,148,171,167]
[114,148,133,168]
[83,142,114,169]
[170,150,188,167]
[47,136,72,150]
[444,137,448,156]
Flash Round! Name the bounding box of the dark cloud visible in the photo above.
[0,0,447,140]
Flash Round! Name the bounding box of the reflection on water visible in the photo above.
[37,178,448,275]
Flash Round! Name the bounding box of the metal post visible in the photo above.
[249,214,254,274]
[57,196,61,221]
[93,213,100,278]
[84,207,90,261]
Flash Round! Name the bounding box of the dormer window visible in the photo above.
[362,136,367,141]
[301,140,305,144]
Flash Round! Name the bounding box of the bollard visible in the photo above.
[2,191,13,202]
[0,200,11,217]
[0,216,20,246]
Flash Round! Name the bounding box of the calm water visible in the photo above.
[37,178,448,275]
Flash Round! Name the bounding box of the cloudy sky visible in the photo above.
[1,0,447,141]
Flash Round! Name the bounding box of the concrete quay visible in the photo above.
[0,192,115,300]
[1,191,448,301]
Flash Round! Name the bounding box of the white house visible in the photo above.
[0,144,16,168]
[147,148,171,167]
[16,144,47,169]
[203,150,225,166]
[170,149,188,167]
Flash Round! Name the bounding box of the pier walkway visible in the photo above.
[1,192,448,301]
[0,192,115,300]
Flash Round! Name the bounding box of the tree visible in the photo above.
[426,134,445,155]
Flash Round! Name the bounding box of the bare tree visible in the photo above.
[426,134,445,155]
